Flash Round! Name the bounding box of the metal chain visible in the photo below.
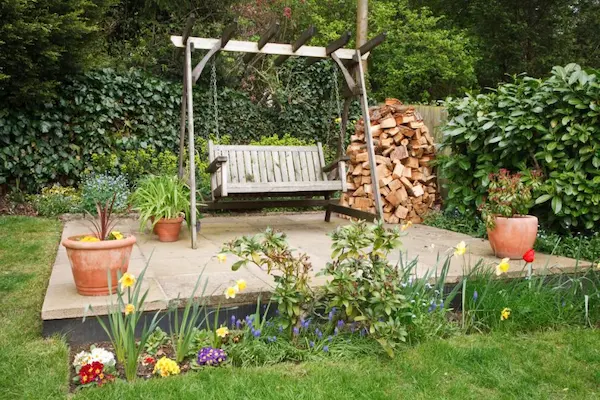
[211,59,220,142]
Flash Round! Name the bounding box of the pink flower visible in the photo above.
[283,6,292,19]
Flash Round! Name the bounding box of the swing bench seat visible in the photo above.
[205,140,369,221]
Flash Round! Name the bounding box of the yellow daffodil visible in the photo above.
[495,258,510,276]
[80,236,100,242]
[124,303,135,315]
[401,221,413,231]
[224,286,237,299]
[454,241,467,256]
[216,326,229,338]
[236,279,247,291]
[119,273,136,291]
[111,231,124,240]
[500,307,511,321]
[216,253,227,263]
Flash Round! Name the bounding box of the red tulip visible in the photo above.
[523,249,535,263]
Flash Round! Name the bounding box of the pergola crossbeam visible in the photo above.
[274,25,316,66]
[244,22,280,64]
[306,31,351,66]
[191,21,237,83]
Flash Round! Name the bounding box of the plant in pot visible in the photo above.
[132,175,190,242]
[62,174,135,296]
[480,169,542,259]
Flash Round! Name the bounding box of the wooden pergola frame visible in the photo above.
[172,18,386,249]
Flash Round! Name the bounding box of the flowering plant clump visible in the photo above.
[78,230,124,242]
[479,169,542,229]
[197,347,227,367]
[72,347,116,388]
[153,356,180,377]
[72,346,116,372]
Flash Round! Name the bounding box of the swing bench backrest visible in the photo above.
[206,140,348,199]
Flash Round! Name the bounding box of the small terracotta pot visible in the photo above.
[487,215,538,259]
[62,234,136,296]
[153,216,184,242]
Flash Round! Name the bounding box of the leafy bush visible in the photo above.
[423,209,487,238]
[81,174,129,214]
[29,185,81,216]
[438,63,600,230]
[87,147,178,187]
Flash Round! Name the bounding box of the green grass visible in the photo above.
[73,329,600,400]
[0,216,69,399]
[2,216,600,399]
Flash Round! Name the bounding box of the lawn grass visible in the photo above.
[0,216,69,399]
[2,216,600,400]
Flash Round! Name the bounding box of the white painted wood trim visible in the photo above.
[171,36,370,61]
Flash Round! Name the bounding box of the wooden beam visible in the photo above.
[220,21,238,48]
[171,36,368,61]
[203,198,332,211]
[306,31,351,66]
[191,21,238,83]
[244,22,280,64]
[344,32,387,66]
[327,203,377,222]
[355,49,384,220]
[185,41,197,249]
[331,52,358,95]
[274,25,316,66]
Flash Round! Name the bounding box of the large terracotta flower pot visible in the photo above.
[62,234,136,296]
[153,216,184,242]
[487,215,538,259]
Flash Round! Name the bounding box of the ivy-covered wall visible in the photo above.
[1,63,351,192]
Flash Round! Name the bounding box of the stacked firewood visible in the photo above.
[340,99,439,224]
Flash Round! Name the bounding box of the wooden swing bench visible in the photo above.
[205,141,368,221]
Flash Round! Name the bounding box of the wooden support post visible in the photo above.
[185,40,197,249]
[355,50,384,220]
[178,14,195,179]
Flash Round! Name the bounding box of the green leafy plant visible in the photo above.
[322,220,410,355]
[168,272,208,363]
[223,228,313,331]
[438,63,600,230]
[479,169,542,229]
[85,263,162,381]
[131,175,190,231]
[29,185,81,216]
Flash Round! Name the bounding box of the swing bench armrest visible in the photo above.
[206,156,228,173]
[322,156,350,173]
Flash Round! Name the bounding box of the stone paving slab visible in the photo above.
[41,212,592,321]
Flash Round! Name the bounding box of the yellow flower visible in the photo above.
[500,307,511,321]
[236,279,247,291]
[216,253,227,263]
[454,241,467,256]
[216,326,229,338]
[111,231,124,240]
[224,286,238,299]
[495,258,510,276]
[335,117,341,123]
[80,236,100,242]
[153,357,180,377]
[119,273,136,291]
[124,303,135,315]
[401,221,413,231]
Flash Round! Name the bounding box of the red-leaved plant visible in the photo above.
[86,193,119,240]
[479,169,542,229]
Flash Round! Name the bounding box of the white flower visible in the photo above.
[73,351,92,368]
[353,269,364,279]
[90,347,116,368]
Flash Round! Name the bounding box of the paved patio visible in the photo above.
[42,212,592,321]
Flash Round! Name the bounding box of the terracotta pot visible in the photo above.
[62,234,136,296]
[487,215,538,259]
[153,216,184,242]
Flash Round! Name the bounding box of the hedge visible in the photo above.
[1,62,350,192]
[438,63,600,230]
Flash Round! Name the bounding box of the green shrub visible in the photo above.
[438,63,600,230]
[29,185,81,217]
[423,209,487,238]
[80,174,129,214]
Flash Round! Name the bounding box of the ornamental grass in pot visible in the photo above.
[132,175,190,242]
[480,169,542,259]
[62,187,136,296]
